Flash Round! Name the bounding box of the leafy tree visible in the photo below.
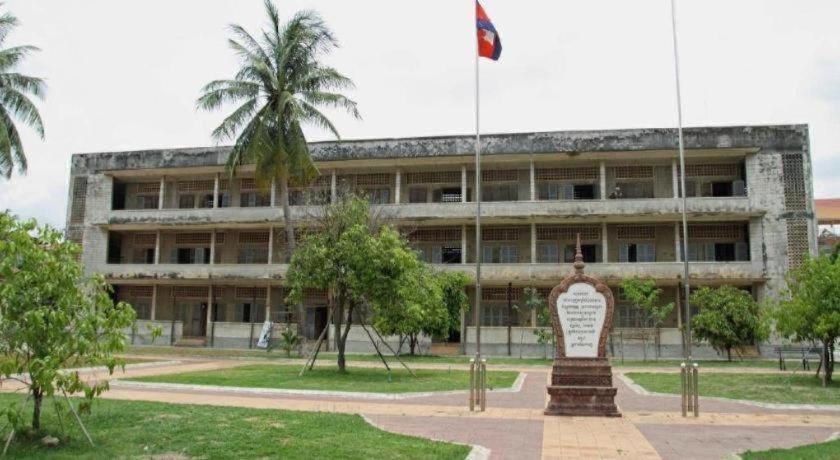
[437,271,470,340]
[285,195,420,371]
[690,286,768,361]
[374,266,449,356]
[619,277,675,358]
[525,288,555,359]
[198,0,360,338]
[773,254,840,384]
[0,6,45,179]
[0,213,135,433]
[278,328,301,358]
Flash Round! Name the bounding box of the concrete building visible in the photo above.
[65,125,817,357]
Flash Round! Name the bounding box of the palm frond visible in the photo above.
[300,91,360,120]
[0,104,25,178]
[196,80,259,111]
[210,97,259,142]
[0,45,39,72]
[0,87,44,138]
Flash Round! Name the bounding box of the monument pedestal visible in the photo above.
[544,358,620,417]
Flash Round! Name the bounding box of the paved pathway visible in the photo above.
[3,358,838,459]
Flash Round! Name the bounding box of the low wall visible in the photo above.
[127,320,182,346]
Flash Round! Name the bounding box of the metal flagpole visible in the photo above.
[669,0,692,363]
[474,0,483,359]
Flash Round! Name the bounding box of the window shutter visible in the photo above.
[194,248,205,264]
[732,180,746,197]
[564,245,575,263]
[685,181,696,197]
[563,184,575,200]
[701,181,713,197]
[234,304,244,322]
[704,243,716,262]
[618,244,630,263]
[639,243,655,262]
[432,246,443,264]
[735,242,749,261]
[482,246,494,263]
[595,244,603,263]
[686,244,698,262]
[170,249,178,264]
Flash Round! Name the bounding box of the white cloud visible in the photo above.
[1,0,839,227]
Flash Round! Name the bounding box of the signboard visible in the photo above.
[256,321,272,349]
[556,282,607,358]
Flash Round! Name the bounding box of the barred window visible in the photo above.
[126,286,153,298]
[680,224,744,240]
[782,154,807,211]
[133,233,157,246]
[406,171,461,184]
[355,173,392,186]
[482,287,522,302]
[617,226,656,240]
[175,233,211,245]
[483,227,521,241]
[786,219,809,269]
[535,167,598,181]
[408,227,462,242]
[69,176,88,224]
[235,287,267,299]
[177,180,215,192]
[613,166,654,179]
[136,182,160,194]
[173,286,209,298]
[685,164,738,177]
[238,231,270,244]
[482,169,519,182]
[536,225,600,241]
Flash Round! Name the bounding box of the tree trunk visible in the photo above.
[823,340,834,385]
[279,171,303,343]
[727,347,732,362]
[32,387,42,431]
[334,292,345,371]
[409,334,417,356]
[337,302,354,373]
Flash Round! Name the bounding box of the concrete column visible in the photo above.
[461,224,468,264]
[154,230,161,264]
[531,307,537,327]
[206,285,214,338]
[267,225,274,264]
[672,159,679,198]
[599,161,606,200]
[461,165,467,203]
[330,170,337,204]
[210,231,216,265]
[213,174,220,208]
[675,286,682,328]
[150,285,157,321]
[601,222,608,263]
[265,285,272,323]
[158,176,165,210]
[394,170,401,204]
[459,302,467,354]
[529,158,536,201]
[530,223,537,263]
[674,222,681,262]
[270,178,277,207]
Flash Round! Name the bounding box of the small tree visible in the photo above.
[773,254,840,384]
[285,195,423,371]
[374,267,450,356]
[525,288,554,359]
[690,286,768,361]
[438,271,470,343]
[279,329,302,358]
[0,213,135,433]
[619,277,674,358]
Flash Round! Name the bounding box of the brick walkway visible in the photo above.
[3,359,838,459]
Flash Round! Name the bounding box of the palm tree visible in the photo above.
[198,0,360,339]
[0,5,45,179]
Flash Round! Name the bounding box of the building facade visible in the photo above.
[65,125,817,357]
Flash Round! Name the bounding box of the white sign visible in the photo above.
[256,321,272,349]
[556,282,607,358]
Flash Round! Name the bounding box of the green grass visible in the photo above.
[611,359,794,369]
[742,438,840,459]
[0,356,150,370]
[625,372,840,405]
[0,393,469,459]
[127,364,519,393]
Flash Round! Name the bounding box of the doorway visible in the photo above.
[306,306,328,340]
[181,302,208,337]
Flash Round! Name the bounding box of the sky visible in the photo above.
[0,0,838,228]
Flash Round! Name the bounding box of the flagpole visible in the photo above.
[669,0,692,363]
[473,0,483,360]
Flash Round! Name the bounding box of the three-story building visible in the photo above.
[65,125,817,357]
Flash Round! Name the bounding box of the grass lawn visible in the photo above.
[625,372,840,405]
[0,356,150,370]
[0,394,469,459]
[742,438,840,459]
[611,359,794,369]
[127,364,519,393]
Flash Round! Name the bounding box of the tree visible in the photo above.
[0,213,135,433]
[0,6,45,179]
[690,286,768,361]
[525,288,555,359]
[619,277,674,358]
[374,267,450,356]
[198,0,360,338]
[773,254,840,384]
[285,195,420,371]
[437,271,470,342]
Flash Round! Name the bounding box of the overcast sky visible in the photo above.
[0,0,838,228]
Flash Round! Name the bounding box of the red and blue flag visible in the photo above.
[476,1,501,61]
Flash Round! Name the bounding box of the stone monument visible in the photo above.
[544,235,620,417]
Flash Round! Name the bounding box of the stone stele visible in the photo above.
[544,235,620,417]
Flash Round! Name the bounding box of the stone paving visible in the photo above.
[3,358,839,459]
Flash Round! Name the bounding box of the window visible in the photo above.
[539,183,598,200]
[436,187,462,203]
[178,194,195,209]
[574,184,597,200]
[538,243,560,263]
[133,248,155,264]
[482,245,519,263]
[614,182,654,199]
[136,195,159,209]
[711,182,733,197]
[483,184,518,202]
[683,242,749,262]
[173,247,210,264]
[238,247,268,264]
[234,302,265,323]
[132,300,152,320]
[619,243,655,262]
[366,188,391,204]
[442,247,462,264]
[409,187,427,203]
[538,183,561,200]
[218,192,230,207]
[199,194,214,208]
[481,304,510,326]
[240,192,270,207]
[563,244,599,263]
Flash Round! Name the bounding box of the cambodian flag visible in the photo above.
[476,1,501,61]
